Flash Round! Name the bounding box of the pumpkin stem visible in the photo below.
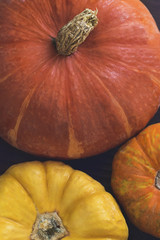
[55,8,98,56]
[155,170,160,190]
[30,212,68,240]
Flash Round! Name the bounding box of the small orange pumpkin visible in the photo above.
[111,123,160,238]
[0,0,160,159]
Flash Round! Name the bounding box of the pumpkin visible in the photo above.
[0,0,160,159]
[0,161,128,240]
[111,123,160,238]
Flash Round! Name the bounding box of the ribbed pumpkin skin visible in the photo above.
[111,123,160,238]
[0,161,128,240]
[0,0,160,159]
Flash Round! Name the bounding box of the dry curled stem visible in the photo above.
[56,8,98,56]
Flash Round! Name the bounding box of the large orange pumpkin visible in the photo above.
[0,0,160,159]
[111,123,160,238]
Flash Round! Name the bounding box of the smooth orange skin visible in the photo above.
[111,123,160,238]
[0,0,160,159]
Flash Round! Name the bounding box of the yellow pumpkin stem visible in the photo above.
[30,212,68,240]
[55,8,98,56]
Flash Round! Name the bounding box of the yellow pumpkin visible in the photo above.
[0,161,128,240]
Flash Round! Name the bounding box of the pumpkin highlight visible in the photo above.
[111,123,160,238]
[0,0,160,158]
[0,161,128,240]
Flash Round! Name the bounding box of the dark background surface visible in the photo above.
[0,1,160,239]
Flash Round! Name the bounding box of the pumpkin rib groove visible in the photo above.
[58,169,105,219]
[136,127,160,169]
[67,113,84,158]
[73,54,123,141]
[0,2,41,27]
[64,57,100,155]
[0,216,31,240]
[7,84,38,147]
[112,168,154,196]
[43,162,51,207]
[0,1,54,39]
[64,59,74,158]
[129,156,155,178]
[0,172,37,228]
[61,189,105,223]
[0,4,39,36]
[150,73,160,89]
[62,58,85,158]
[80,60,133,142]
[6,172,38,216]
[78,59,132,138]
[25,0,65,36]
[135,135,159,170]
[0,66,24,84]
[120,184,154,203]
[120,171,154,181]
[116,146,156,179]
[58,169,76,204]
[0,3,28,21]
[58,169,90,211]
[61,56,83,158]
[4,53,58,148]
[64,191,127,239]
[44,161,76,212]
[125,189,159,217]
[0,216,27,228]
